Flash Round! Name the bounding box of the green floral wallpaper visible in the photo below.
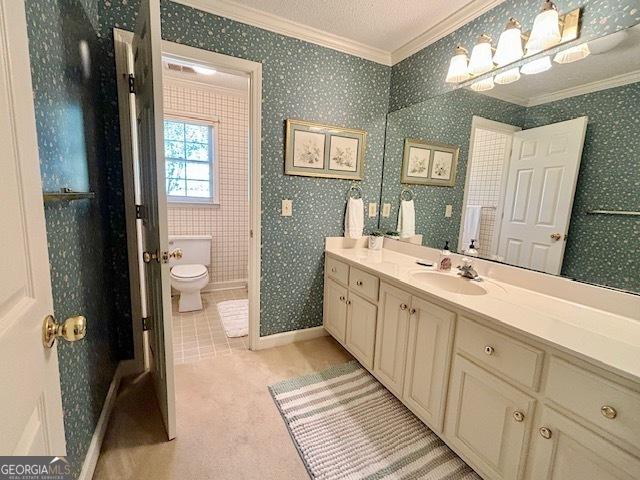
[25,0,125,476]
[98,0,391,336]
[390,0,640,111]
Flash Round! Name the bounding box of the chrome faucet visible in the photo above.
[457,259,480,280]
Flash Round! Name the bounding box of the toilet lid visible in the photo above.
[171,264,208,279]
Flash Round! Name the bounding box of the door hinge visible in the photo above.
[128,74,136,94]
[142,316,152,331]
[135,204,146,220]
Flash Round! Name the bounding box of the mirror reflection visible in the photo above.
[379,25,640,293]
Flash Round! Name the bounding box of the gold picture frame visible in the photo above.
[284,119,367,180]
[401,138,459,187]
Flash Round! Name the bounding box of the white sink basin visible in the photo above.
[411,271,487,296]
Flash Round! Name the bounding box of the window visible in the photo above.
[164,119,217,203]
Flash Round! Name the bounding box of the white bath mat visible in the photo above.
[217,299,249,337]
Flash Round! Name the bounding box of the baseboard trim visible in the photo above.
[255,326,327,350]
[78,361,125,480]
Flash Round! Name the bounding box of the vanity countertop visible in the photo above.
[326,245,640,383]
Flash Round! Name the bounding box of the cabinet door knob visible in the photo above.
[400,303,408,310]
[356,280,363,286]
[331,267,337,273]
[339,295,345,301]
[409,308,416,315]
[539,427,552,439]
[484,345,495,356]
[513,411,525,422]
[346,300,352,305]
[601,405,617,419]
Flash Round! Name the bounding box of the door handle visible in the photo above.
[42,314,87,348]
[162,248,183,263]
[550,233,563,241]
[143,249,159,263]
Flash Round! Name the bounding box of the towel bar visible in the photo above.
[400,187,414,201]
[586,209,639,217]
[43,188,95,202]
[347,184,363,199]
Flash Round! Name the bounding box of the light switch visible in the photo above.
[368,203,377,218]
[445,204,453,218]
[382,203,391,218]
[282,199,292,217]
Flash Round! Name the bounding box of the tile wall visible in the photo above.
[465,128,510,257]
[164,78,249,289]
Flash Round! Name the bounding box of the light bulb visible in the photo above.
[526,1,561,54]
[554,43,590,63]
[469,77,495,92]
[468,34,494,76]
[494,68,521,84]
[521,56,552,75]
[493,18,524,66]
[445,46,470,83]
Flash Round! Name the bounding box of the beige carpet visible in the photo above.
[93,336,352,480]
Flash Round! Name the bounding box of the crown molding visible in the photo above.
[526,69,640,106]
[391,0,507,64]
[171,0,393,65]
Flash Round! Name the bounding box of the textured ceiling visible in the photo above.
[228,0,491,51]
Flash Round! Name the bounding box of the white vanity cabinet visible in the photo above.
[373,283,412,396]
[322,250,640,480]
[445,355,536,480]
[402,296,455,432]
[324,258,378,369]
[526,406,640,480]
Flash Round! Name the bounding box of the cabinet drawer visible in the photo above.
[326,256,349,285]
[545,356,640,448]
[349,267,379,302]
[456,317,544,390]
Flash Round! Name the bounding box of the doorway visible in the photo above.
[113,28,262,439]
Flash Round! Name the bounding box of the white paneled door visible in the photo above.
[497,117,587,274]
[0,0,66,455]
[133,0,176,439]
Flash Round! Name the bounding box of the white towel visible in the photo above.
[397,200,415,238]
[344,197,364,239]
[462,205,482,251]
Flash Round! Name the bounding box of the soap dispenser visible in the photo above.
[438,241,452,271]
[467,239,479,257]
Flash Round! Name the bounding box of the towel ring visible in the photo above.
[400,187,414,201]
[347,184,363,199]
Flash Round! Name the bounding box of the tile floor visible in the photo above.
[171,287,248,364]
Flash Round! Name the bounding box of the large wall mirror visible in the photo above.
[379,24,640,294]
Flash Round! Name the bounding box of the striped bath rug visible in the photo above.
[269,361,480,480]
[216,299,249,337]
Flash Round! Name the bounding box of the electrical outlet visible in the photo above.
[368,202,377,218]
[445,204,453,218]
[382,203,391,218]
[281,199,292,217]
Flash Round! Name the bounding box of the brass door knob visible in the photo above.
[400,303,408,310]
[550,233,562,241]
[484,345,495,356]
[42,314,87,348]
[601,405,617,419]
[513,411,525,422]
[539,427,552,439]
[356,280,363,286]
[162,248,183,263]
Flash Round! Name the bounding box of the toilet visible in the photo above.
[168,235,212,312]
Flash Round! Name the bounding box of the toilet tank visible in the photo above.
[168,235,212,267]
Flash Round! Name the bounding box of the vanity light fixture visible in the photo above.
[521,55,552,75]
[445,46,471,83]
[493,18,524,66]
[469,76,495,92]
[526,0,562,54]
[554,43,590,63]
[468,34,494,76]
[494,67,521,85]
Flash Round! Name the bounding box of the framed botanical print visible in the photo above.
[285,119,367,180]
[401,138,459,187]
